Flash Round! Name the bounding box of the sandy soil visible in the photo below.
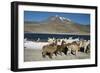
[24,48,90,62]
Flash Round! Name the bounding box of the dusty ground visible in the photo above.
[24,48,90,62]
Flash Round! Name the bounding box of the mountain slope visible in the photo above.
[24,15,90,35]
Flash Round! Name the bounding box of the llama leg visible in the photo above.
[71,50,75,55]
[65,47,68,55]
[60,51,62,56]
[54,51,57,56]
[42,52,46,58]
[85,46,90,53]
[68,48,71,55]
[75,50,78,56]
[84,46,87,53]
[49,53,53,59]
[58,50,62,55]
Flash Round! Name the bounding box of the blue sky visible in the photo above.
[24,11,90,25]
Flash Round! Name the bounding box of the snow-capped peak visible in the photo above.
[57,15,71,22]
[59,17,66,21]
[50,15,71,22]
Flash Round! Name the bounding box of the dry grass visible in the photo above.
[24,48,90,62]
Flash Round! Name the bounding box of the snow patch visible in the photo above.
[66,18,71,22]
[55,15,71,22]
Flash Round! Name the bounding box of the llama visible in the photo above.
[66,41,80,56]
[79,40,90,53]
[42,40,57,59]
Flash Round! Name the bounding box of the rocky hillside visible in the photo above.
[24,15,90,35]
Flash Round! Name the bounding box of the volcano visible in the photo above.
[24,15,90,35]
